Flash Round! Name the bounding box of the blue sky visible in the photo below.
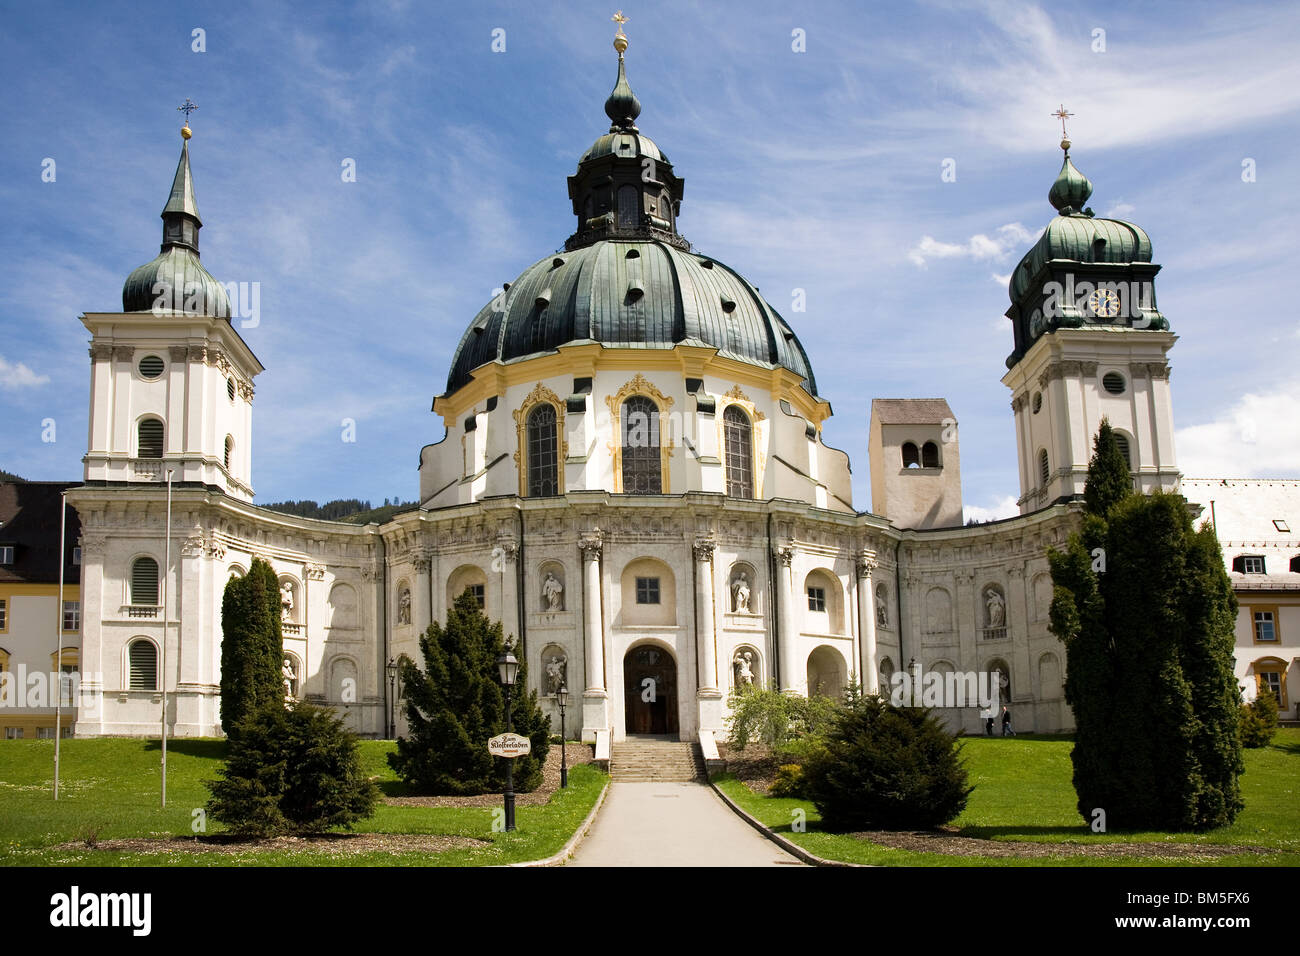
[2,0,1298,518]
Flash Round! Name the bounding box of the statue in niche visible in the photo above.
[985,588,1006,628]
[280,582,295,622]
[875,586,888,628]
[545,654,567,695]
[542,572,564,611]
[397,587,411,625]
[282,658,297,700]
[732,573,751,613]
[733,650,755,689]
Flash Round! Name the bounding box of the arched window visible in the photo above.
[224,435,234,471]
[922,441,940,468]
[723,405,754,499]
[621,396,661,493]
[1114,432,1132,470]
[902,442,920,468]
[659,191,672,227]
[128,639,158,690]
[131,557,159,606]
[617,184,640,229]
[527,404,559,497]
[1038,449,1050,486]
[137,418,164,459]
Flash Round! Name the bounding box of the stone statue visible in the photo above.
[733,650,755,689]
[732,572,751,612]
[282,658,296,699]
[876,590,888,628]
[397,587,411,625]
[543,572,564,611]
[545,654,567,695]
[280,582,294,622]
[986,588,1006,628]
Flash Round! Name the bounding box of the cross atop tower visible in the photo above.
[1052,104,1073,143]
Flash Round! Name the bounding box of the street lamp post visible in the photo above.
[908,657,920,708]
[496,649,519,831]
[385,658,398,738]
[557,685,569,789]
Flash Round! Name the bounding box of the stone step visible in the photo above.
[610,740,706,781]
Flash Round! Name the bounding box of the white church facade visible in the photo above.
[67,37,1209,745]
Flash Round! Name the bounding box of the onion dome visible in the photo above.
[1048,140,1094,214]
[122,131,231,317]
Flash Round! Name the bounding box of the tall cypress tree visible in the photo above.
[219,557,285,736]
[1049,421,1242,830]
[388,588,551,794]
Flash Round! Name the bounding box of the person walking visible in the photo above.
[1001,706,1014,737]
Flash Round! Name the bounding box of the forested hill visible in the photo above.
[261,498,418,524]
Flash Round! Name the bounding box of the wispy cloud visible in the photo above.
[1176,382,1300,478]
[908,223,1035,267]
[0,356,49,389]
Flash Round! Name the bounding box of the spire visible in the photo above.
[604,11,641,131]
[159,110,203,253]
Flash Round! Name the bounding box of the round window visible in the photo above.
[1032,392,1042,414]
[1102,372,1126,395]
[138,355,164,379]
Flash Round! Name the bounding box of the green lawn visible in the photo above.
[0,738,606,866]
[714,728,1300,866]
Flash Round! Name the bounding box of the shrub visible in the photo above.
[1240,688,1280,749]
[725,687,840,751]
[801,697,972,830]
[388,589,550,794]
[769,764,806,798]
[219,557,284,737]
[206,700,378,836]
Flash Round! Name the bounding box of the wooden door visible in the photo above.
[623,646,678,735]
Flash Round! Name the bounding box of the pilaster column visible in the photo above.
[412,552,432,633]
[579,529,607,741]
[856,550,879,694]
[776,545,799,692]
[693,538,718,692]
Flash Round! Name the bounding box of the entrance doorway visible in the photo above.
[623,645,678,735]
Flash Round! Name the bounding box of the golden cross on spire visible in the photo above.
[611,10,629,53]
[177,98,198,139]
[1052,104,1074,139]
[612,10,629,34]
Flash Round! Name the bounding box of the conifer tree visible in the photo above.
[388,589,550,794]
[1049,421,1243,830]
[219,557,285,736]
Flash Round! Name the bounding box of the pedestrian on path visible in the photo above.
[1001,706,1014,736]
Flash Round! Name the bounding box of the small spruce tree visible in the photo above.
[206,699,378,836]
[801,696,972,830]
[1240,687,1280,748]
[387,589,550,794]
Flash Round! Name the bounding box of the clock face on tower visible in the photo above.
[1087,287,1121,319]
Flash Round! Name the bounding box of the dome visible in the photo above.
[1008,214,1153,303]
[445,239,818,397]
[580,130,667,164]
[121,136,230,318]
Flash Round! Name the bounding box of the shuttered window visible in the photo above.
[137,419,164,458]
[131,557,159,605]
[128,639,158,690]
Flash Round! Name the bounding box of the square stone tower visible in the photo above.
[868,398,963,529]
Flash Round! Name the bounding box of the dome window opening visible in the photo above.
[138,355,164,379]
[625,248,640,259]
[1102,372,1126,395]
[720,296,736,314]
[552,257,565,269]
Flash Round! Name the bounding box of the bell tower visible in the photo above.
[1001,118,1180,514]
[80,109,262,501]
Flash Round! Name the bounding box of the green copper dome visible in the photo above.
[122,138,231,318]
[1047,149,1093,214]
[444,239,818,397]
[444,46,817,398]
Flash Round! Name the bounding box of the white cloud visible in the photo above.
[0,356,50,389]
[991,272,1012,286]
[964,495,1020,524]
[1177,384,1300,478]
[908,223,1034,267]
[1103,201,1135,219]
